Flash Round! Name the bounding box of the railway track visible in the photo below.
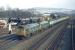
[29,21,68,50]
[0,34,18,43]
[0,34,27,50]
[48,22,68,50]
[48,20,72,50]
[47,27,66,50]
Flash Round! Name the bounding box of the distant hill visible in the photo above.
[28,7,74,15]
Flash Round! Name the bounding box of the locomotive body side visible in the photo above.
[16,23,40,36]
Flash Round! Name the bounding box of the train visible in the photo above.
[10,17,69,37]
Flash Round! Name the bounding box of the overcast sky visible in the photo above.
[0,0,75,10]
